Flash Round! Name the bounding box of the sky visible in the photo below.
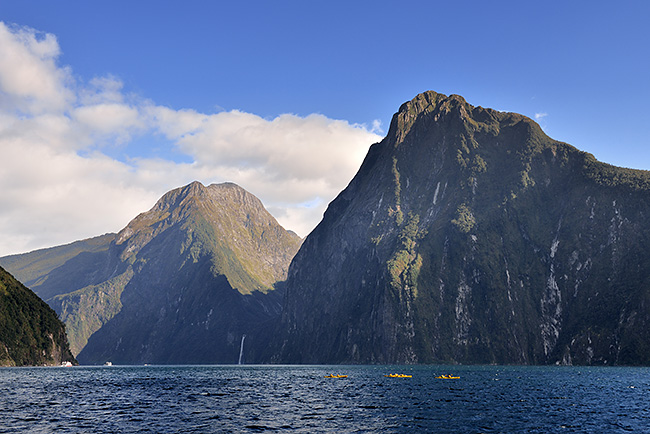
[1,0,649,256]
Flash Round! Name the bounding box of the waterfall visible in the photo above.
[238,334,246,365]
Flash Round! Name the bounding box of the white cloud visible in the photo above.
[73,103,145,146]
[146,108,381,235]
[534,113,549,131]
[0,23,73,114]
[147,106,209,139]
[0,22,382,256]
[163,110,374,184]
[370,119,384,135]
[80,76,126,105]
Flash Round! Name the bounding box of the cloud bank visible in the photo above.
[0,23,382,256]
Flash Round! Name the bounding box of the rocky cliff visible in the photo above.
[0,266,76,366]
[273,91,650,365]
[2,182,301,364]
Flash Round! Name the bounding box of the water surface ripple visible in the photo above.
[1,365,648,433]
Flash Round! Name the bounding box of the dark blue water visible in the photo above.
[1,365,648,433]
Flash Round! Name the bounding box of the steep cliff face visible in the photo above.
[275,91,650,365]
[0,266,76,366]
[2,182,301,363]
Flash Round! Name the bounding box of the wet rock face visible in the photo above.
[273,91,650,365]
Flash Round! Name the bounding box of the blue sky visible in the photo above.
[1,0,649,255]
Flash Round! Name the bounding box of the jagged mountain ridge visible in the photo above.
[273,91,650,365]
[0,266,76,366]
[2,182,302,363]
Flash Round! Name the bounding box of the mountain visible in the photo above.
[0,266,76,366]
[273,91,650,365]
[1,182,301,364]
[0,234,116,302]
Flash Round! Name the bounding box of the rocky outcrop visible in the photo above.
[273,91,650,365]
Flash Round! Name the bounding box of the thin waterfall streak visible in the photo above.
[238,335,246,365]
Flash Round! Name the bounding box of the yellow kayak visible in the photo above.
[384,373,412,378]
[324,374,348,378]
[435,375,460,379]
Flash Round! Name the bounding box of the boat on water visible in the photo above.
[104,361,113,366]
[435,375,460,379]
[60,361,73,367]
[384,373,412,378]
[324,374,348,378]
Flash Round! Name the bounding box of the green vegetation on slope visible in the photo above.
[582,153,650,191]
[0,266,76,366]
[0,234,115,288]
[387,213,426,298]
[52,268,133,355]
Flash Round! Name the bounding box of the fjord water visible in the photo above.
[1,365,648,433]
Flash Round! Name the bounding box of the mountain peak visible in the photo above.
[396,91,466,115]
[116,181,300,292]
[117,182,262,246]
[388,91,465,142]
[386,90,538,150]
[154,181,260,212]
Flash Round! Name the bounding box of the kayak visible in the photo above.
[324,374,348,378]
[435,375,460,379]
[384,373,412,378]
